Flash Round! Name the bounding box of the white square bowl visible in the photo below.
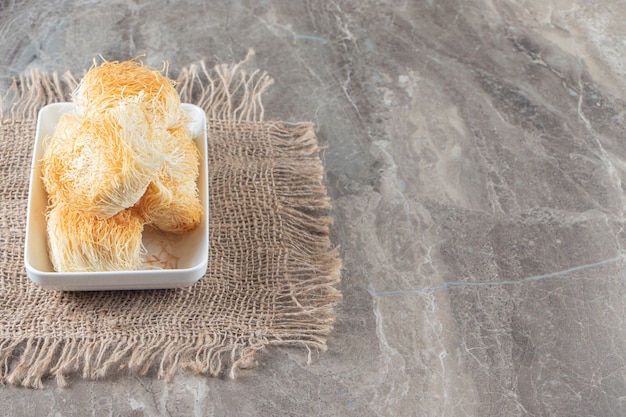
[24,103,209,291]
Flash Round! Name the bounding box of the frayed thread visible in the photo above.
[176,49,274,123]
[0,334,275,388]
[1,70,77,120]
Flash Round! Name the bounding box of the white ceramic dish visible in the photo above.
[24,103,209,291]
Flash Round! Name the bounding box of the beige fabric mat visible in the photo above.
[0,53,341,388]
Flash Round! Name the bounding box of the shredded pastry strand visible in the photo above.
[42,101,165,218]
[40,58,203,272]
[134,126,203,234]
[72,58,187,130]
[46,197,146,272]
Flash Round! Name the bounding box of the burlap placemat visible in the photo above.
[0,53,341,388]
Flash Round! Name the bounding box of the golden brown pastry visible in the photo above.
[41,58,203,272]
[72,58,187,130]
[46,197,145,272]
[41,101,165,219]
[134,126,203,234]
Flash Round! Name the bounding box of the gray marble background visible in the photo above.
[2,1,625,416]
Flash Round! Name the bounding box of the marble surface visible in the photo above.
[2,0,626,416]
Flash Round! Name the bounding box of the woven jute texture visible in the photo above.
[0,53,341,388]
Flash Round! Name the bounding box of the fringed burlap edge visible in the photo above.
[0,50,342,388]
